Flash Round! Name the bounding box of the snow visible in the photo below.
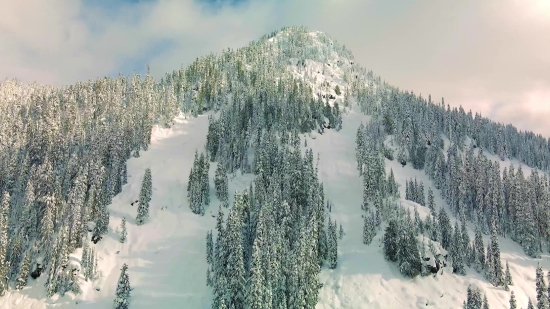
[3,100,548,309]
[2,30,548,309]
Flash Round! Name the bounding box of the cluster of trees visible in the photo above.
[0,67,173,296]
[214,163,229,207]
[383,215,422,278]
[364,81,550,258]
[197,54,350,304]
[80,235,98,283]
[405,178,426,207]
[206,147,338,309]
[464,285,490,309]
[371,85,550,172]
[187,151,211,215]
[424,143,550,258]
[476,262,550,309]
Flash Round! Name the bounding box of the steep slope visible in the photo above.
[1,26,549,309]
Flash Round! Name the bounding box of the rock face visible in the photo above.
[419,236,451,277]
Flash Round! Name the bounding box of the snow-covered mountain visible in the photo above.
[1,26,549,309]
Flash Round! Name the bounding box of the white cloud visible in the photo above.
[1,0,549,136]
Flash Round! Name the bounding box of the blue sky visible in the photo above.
[1,0,549,136]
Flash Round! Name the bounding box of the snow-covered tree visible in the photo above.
[114,263,131,309]
[510,290,517,309]
[120,217,127,243]
[136,168,152,225]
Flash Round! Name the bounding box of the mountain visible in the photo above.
[0,26,549,309]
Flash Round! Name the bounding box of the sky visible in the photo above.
[1,0,549,137]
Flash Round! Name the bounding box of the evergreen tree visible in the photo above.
[363,215,375,245]
[247,218,266,309]
[428,187,436,216]
[339,223,344,239]
[489,222,503,286]
[474,226,486,272]
[466,285,483,309]
[136,168,152,225]
[114,263,131,309]
[15,250,31,290]
[536,263,549,309]
[0,192,10,296]
[509,290,517,309]
[505,261,513,287]
[398,220,422,278]
[438,207,452,249]
[529,298,535,309]
[214,163,229,203]
[383,219,399,262]
[328,219,338,269]
[451,221,466,275]
[120,217,127,243]
[206,230,213,265]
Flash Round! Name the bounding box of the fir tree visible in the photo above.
[214,163,228,203]
[505,261,513,287]
[383,219,399,262]
[206,230,213,265]
[536,263,549,309]
[510,290,517,309]
[0,192,10,296]
[489,221,503,286]
[474,226,486,272]
[428,188,436,216]
[15,250,31,290]
[114,263,131,309]
[529,298,535,309]
[136,168,152,225]
[120,217,127,243]
[339,223,344,239]
[328,219,338,269]
[466,285,483,309]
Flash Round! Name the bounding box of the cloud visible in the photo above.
[1,0,549,137]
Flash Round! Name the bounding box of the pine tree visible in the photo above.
[206,230,213,265]
[214,163,228,203]
[451,221,466,275]
[536,263,549,309]
[339,223,344,239]
[428,188,436,216]
[438,207,452,249]
[136,168,152,225]
[383,219,399,262]
[114,263,131,309]
[490,221,503,286]
[328,219,338,269]
[120,217,127,243]
[398,220,422,278]
[474,226,486,272]
[15,250,31,290]
[247,227,265,309]
[529,298,535,309]
[505,261,513,287]
[0,192,10,296]
[466,285,483,309]
[510,291,517,309]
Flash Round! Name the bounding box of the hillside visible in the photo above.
[0,26,549,309]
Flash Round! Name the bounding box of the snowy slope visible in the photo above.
[2,29,548,309]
